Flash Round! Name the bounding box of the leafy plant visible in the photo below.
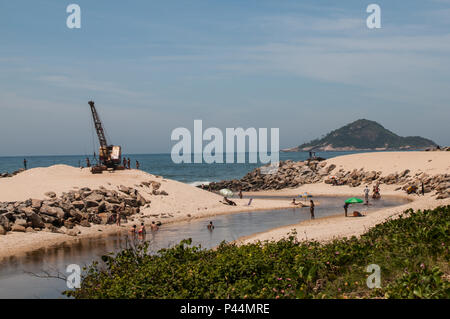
[64,205,450,299]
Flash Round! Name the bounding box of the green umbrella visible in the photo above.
[345,197,364,204]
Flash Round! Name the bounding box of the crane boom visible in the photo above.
[87,100,122,172]
[88,101,108,149]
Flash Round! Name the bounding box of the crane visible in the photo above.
[88,101,122,172]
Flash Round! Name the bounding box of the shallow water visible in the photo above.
[0,196,408,298]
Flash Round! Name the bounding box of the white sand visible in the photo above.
[325,151,450,176]
[238,151,450,244]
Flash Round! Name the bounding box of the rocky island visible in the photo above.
[282,119,437,152]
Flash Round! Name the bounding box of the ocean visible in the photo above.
[0,151,365,185]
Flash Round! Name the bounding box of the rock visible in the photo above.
[0,215,11,230]
[66,230,78,236]
[14,218,28,227]
[27,212,45,228]
[44,192,56,198]
[11,225,26,232]
[71,200,85,210]
[40,205,65,219]
[31,199,42,209]
[85,200,99,208]
[64,220,75,229]
[136,193,147,206]
[119,185,131,194]
[123,197,138,207]
[85,193,104,202]
[0,225,6,235]
[80,220,91,227]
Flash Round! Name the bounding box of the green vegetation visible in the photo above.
[297,119,437,150]
[65,206,450,299]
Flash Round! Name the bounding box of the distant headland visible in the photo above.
[282,119,438,152]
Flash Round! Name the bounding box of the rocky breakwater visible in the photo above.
[0,180,168,236]
[0,168,25,178]
[207,159,334,191]
[206,159,450,200]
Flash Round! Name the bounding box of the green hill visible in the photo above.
[285,119,437,151]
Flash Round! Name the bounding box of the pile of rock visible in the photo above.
[0,180,168,236]
[207,159,334,191]
[0,168,25,178]
[206,159,450,200]
[425,146,450,151]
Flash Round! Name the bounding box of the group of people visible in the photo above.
[130,221,159,236]
[122,157,140,170]
[364,184,382,205]
[291,198,315,219]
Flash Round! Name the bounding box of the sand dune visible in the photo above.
[325,151,450,176]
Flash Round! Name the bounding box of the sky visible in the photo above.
[0,0,449,156]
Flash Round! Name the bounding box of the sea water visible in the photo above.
[0,151,370,185]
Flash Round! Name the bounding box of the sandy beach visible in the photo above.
[0,151,449,259]
[238,151,450,244]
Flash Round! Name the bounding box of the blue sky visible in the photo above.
[1,0,449,155]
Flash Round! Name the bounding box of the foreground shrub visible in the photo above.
[65,206,450,299]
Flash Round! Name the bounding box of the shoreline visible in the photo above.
[236,191,450,245]
[1,151,449,260]
[0,187,418,261]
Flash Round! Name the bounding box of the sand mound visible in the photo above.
[326,151,450,175]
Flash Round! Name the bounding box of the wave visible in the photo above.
[188,181,211,187]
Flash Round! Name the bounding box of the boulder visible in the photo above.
[11,225,26,232]
[85,193,104,202]
[0,225,6,235]
[85,200,99,208]
[79,219,91,227]
[119,185,131,194]
[31,199,42,209]
[27,212,45,228]
[14,218,28,227]
[71,201,85,210]
[44,192,57,198]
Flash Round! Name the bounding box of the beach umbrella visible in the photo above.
[345,197,364,204]
[219,188,233,197]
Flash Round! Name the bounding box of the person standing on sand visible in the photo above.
[86,157,90,168]
[344,202,349,217]
[23,158,27,170]
[123,157,127,168]
[310,200,315,219]
[238,189,243,199]
[127,158,131,169]
[364,186,370,205]
[136,160,140,170]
